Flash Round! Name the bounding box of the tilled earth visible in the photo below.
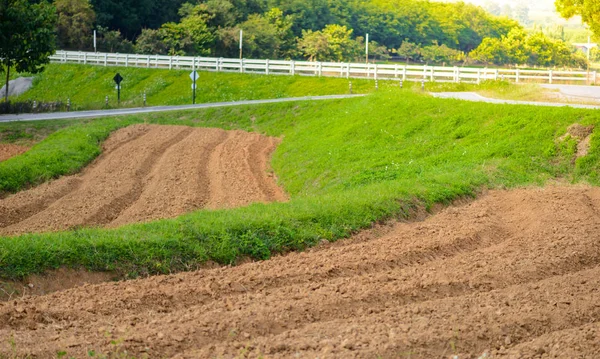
[0,143,29,162]
[1,185,599,358]
[0,125,286,236]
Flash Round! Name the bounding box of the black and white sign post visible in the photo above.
[190,70,199,104]
[113,73,123,105]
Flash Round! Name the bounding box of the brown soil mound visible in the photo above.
[0,125,287,236]
[1,185,600,358]
[559,123,595,159]
[0,144,29,162]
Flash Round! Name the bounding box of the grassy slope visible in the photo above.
[11,63,384,110]
[1,89,599,279]
[10,63,563,112]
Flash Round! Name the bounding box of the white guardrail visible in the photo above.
[50,50,598,85]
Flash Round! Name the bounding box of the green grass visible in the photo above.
[0,119,126,194]
[0,88,599,280]
[10,63,385,110]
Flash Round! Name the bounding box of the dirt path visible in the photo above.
[1,185,599,358]
[0,125,286,236]
[0,144,29,162]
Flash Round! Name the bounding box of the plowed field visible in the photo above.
[1,186,599,358]
[0,144,29,162]
[0,125,286,236]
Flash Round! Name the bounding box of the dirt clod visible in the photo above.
[566,123,594,140]
[1,185,599,358]
[560,123,595,159]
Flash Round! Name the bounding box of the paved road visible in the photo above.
[0,94,364,123]
[540,84,600,100]
[431,92,600,109]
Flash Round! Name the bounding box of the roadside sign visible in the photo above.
[113,73,123,104]
[113,73,123,85]
[190,71,199,104]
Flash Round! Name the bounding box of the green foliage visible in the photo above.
[96,26,134,53]
[134,29,167,55]
[0,119,126,194]
[556,0,600,37]
[0,0,57,102]
[420,44,465,65]
[217,8,296,59]
[55,0,96,51]
[396,41,421,63]
[395,41,465,65]
[75,0,521,61]
[298,25,360,62]
[1,88,599,280]
[470,28,588,68]
[90,0,187,38]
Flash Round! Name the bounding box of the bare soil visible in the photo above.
[0,269,114,301]
[0,144,29,162]
[1,185,599,358]
[0,125,287,236]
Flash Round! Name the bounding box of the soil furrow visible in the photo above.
[109,128,229,226]
[0,126,154,231]
[85,127,194,226]
[0,125,285,235]
[1,163,599,356]
[0,178,82,228]
[247,136,286,202]
[505,321,600,358]
[206,131,283,209]
[193,130,229,208]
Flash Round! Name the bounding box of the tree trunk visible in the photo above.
[4,64,9,103]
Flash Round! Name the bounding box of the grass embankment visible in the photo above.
[1,89,599,280]
[9,63,572,112]
[10,63,383,110]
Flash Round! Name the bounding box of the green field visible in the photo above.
[1,82,598,280]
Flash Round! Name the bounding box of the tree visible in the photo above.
[267,0,334,36]
[90,0,188,39]
[97,26,134,53]
[298,24,359,62]
[0,0,57,103]
[216,8,295,59]
[55,0,96,50]
[556,0,600,37]
[158,6,215,56]
[368,40,391,61]
[469,38,508,65]
[134,28,167,55]
[420,43,464,65]
[396,41,421,63]
[469,28,586,68]
[469,28,528,66]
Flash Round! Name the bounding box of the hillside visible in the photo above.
[1,87,599,281]
[0,88,599,357]
[9,63,379,111]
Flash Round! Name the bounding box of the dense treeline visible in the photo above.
[52,0,588,68]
